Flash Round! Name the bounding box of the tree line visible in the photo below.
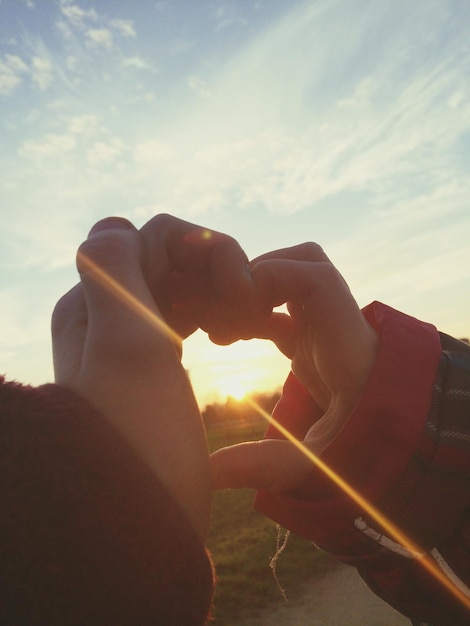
[202,390,281,428]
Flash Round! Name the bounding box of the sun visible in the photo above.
[217,374,251,401]
[183,330,289,407]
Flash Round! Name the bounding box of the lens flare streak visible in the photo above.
[80,255,470,614]
[78,251,183,346]
[246,398,470,613]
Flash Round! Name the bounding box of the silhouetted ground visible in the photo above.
[242,553,410,626]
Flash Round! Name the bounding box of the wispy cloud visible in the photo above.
[133,140,175,163]
[6,0,470,236]
[87,137,125,166]
[136,0,469,228]
[59,1,98,29]
[211,5,248,32]
[110,18,136,38]
[122,56,154,71]
[0,54,28,95]
[20,132,76,157]
[187,74,210,98]
[85,27,113,50]
[31,55,53,90]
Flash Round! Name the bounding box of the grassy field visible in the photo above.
[207,422,325,625]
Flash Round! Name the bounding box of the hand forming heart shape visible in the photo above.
[140,214,377,416]
[52,213,378,528]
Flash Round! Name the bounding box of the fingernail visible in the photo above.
[88,217,135,237]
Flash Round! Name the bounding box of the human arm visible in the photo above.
[210,244,470,624]
[51,213,265,538]
[52,217,212,539]
[211,242,380,490]
[253,310,470,625]
[0,375,214,626]
[0,216,225,625]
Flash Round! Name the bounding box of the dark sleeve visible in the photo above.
[0,376,214,626]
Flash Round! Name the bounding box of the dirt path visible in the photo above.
[242,554,410,626]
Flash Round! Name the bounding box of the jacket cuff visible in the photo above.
[255,302,442,559]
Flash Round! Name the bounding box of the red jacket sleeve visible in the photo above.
[0,376,214,625]
[255,302,470,625]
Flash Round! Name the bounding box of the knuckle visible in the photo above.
[88,216,135,237]
[321,261,345,287]
[141,213,183,239]
[51,285,82,337]
[76,229,138,273]
[51,295,68,337]
[144,213,172,229]
[298,241,327,259]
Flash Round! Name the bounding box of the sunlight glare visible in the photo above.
[217,374,251,401]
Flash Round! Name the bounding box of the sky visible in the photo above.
[1,0,469,407]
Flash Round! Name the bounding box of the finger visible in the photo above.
[76,218,176,361]
[252,258,349,310]
[77,218,211,538]
[210,439,313,492]
[52,283,86,341]
[250,242,349,309]
[248,311,299,358]
[140,212,250,285]
[251,251,375,402]
[51,284,87,385]
[88,216,136,237]
[140,214,266,338]
[250,242,331,266]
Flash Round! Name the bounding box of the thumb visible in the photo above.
[210,439,313,492]
[77,217,180,363]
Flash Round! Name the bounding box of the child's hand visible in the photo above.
[212,242,378,492]
[52,217,212,539]
[139,214,268,344]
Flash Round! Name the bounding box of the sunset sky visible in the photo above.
[1,0,469,406]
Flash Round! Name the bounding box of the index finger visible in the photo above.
[250,243,351,310]
[140,213,250,290]
[251,242,331,266]
[139,213,267,326]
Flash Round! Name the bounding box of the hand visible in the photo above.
[211,242,379,492]
[52,217,211,539]
[139,214,268,344]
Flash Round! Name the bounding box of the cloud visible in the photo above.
[212,5,247,32]
[59,1,98,28]
[122,56,153,71]
[110,18,136,38]
[0,54,28,96]
[86,28,113,50]
[58,3,136,49]
[67,114,101,136]
[32,0,465,237]
[188,74,210,97]
[19,133,76,158]
[133,140,175,163]
[154,0,470,222]
[5,0,470,252]
[31,55,53,90]
[87,138,124,166]
[55,18,74,42]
